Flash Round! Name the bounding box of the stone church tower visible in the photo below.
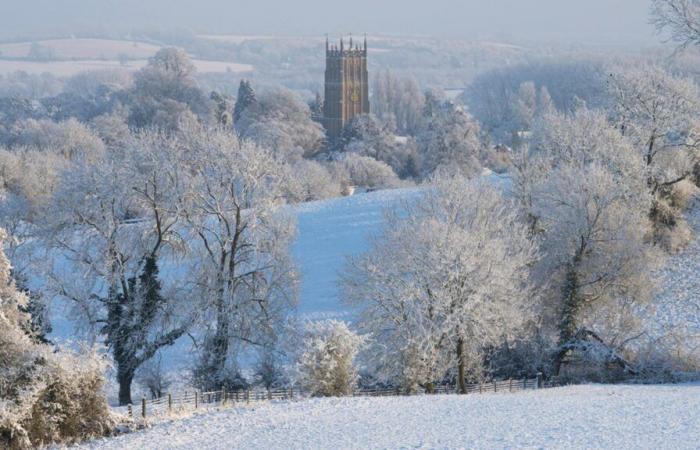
[323,36,370,140]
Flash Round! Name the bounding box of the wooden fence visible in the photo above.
[128,374,544,420]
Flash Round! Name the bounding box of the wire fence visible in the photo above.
[127,374,546,420]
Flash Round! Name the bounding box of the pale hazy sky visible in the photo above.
[3,0,657,45]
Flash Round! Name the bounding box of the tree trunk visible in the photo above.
[457,337,467,394]
[118,369,134,406]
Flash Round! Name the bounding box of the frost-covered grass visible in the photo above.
[74,384,700,450]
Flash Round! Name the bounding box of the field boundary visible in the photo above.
[128,375,546,419]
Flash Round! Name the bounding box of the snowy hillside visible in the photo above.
[76,384,700,450]
[291,187,423,320]
[48,171,510,341]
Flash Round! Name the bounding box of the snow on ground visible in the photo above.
[74,384,700,450]
[291,187,423,320]
[655,203,700,338]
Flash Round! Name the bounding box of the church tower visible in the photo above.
[323,35,370,140]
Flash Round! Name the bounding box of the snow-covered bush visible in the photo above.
[20,346,114,448]
[0,228,114,449]
[333,153,402,190]
[295,320,367,397]
[288,160,342,202]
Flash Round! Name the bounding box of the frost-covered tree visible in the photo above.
[517,107,661,375]
[651,0,700,50]
[337,114,419,179]
[463,60,608,143]
[372,71,425,134]
[0,147,69,220]
[210,91,234,127]
[608,67,700,249]
[516,108,648,235]
[41,134,189,405]
[7,118,105,161]
[237,87,324,160]
[176,126,299,390]
[512,81,537,134]
[416,97,484,178]
[344,176,538,392]
[254,347,287,389]
[532,165,660,375]
[89,112,131,151]
[128,47,211,130]
[295,320,366,397]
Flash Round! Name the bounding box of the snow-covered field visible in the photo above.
[0,39,162,59]
[75,384,700,450]
[0,59,254,76]
[0,38,254,76]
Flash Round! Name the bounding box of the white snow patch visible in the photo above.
[74,384,700,450]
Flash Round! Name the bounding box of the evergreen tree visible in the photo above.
[13,272,52,344]
[309,92,324,124]
[210,91,234,127]
[233,79,256,125]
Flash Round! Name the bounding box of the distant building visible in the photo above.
[323,36,370,140]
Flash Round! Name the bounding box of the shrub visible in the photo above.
[295,320,366,397]
[0,228,114,449]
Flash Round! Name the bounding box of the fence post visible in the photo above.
[536,372,543,389]
[222,387,227,406]
[141,397,146,419]
[493,381,497,393]
[479,382,483,394]
[127,404,132,418]
[396,386,400,396]
[195,391,198,409]
[168,393,172,413]
[509,379,513,392]
[523,378,527,390]
[246,388,250,404]
[289,387,294,399]
[267,388,272,401]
